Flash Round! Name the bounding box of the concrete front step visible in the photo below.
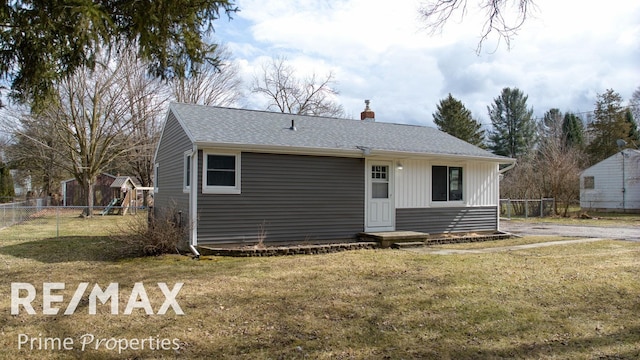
[358,231,430,248]
[359,231,513,248]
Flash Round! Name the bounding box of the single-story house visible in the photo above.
[580,149,640,212]
[153,102,515,252]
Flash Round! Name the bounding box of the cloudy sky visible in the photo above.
[214,0,639,128]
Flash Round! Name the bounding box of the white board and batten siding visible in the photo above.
[394,159,499,208]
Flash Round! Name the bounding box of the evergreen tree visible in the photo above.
[624,108,640,147]
[7,111,68,196]
[432,93,485,147]
[0,162,15,202]
[487,87,536,158]
[562,112,585,149]
[586,89,630,164]
[630,86,640,124]
[1,1,238,106]
[540,108,563,141]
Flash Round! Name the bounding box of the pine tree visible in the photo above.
[540,108,564,141]
[487,87,537,158]
[586,89,630,164]
[1,1,238,106]
[624,108,639,147]
[562,112,585,149]
[432,93,485,147]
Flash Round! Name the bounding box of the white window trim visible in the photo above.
[202,150,241,194]
[183,151,191,193]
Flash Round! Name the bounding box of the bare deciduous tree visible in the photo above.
[26,50,164,216]
[419,0,537,52]
[4,49,168,208]
[502,109,586,217]
[535,133,584,216]
[251,57,344,117]
[118,51,170,195]
[171,44,243,107]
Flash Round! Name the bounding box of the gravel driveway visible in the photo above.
[499,221,640,242]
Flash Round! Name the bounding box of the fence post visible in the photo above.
[540,198,543,218]
[525,199,529,219]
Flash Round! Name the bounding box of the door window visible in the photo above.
[371,165,389,199]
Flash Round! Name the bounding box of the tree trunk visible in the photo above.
[84,176,95,217]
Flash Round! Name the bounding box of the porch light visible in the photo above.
[397,162,403,170]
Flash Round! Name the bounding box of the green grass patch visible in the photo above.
[1,216,640,359]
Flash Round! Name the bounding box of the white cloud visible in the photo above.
[217,0,640,127]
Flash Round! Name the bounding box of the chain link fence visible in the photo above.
[0,200,148,238]
[500,198,555,219]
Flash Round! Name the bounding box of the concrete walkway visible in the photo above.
[403,238,608,255]
[500,221,640,241]
[403,219,640,255]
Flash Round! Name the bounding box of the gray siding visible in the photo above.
[197,152,365,245]
[154,112,191,218]
[396,207,498,234]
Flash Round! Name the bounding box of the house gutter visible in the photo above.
[189,145,200,258]
[194,141,516,163]
[499,161,516,174]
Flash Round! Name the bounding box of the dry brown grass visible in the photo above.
[1,214,639,359]
[510,211,640,227]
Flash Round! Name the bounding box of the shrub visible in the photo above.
[112,208,189,256]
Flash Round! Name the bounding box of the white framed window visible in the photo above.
[202,151,241,194]
[183,152,191,193]
[154,163,159,193]
[432,165,463,202]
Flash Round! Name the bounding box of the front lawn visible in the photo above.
[1,215,639,359]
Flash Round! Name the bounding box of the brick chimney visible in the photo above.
[360,100,375,121]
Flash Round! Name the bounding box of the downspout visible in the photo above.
[497,160,516,233]
[189,145,200,258]
[621,150,626,212]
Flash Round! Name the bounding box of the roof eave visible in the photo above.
[193,142,515,163]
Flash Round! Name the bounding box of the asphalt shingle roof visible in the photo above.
[170,102,512,162]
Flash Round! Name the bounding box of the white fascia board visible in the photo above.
[193,142,364,158]
[193,141,515,164]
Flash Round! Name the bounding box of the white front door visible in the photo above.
[366,161,395,231]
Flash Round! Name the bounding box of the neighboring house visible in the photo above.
[153,102,515,250]
[580,149,640,213]
[61,173,116,206]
